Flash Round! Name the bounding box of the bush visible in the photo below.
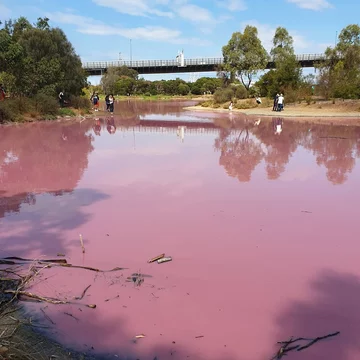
[69,95,91,110]
[58,108,76,117]
[213,88,234,104]
[234,99,257,109]
[0,98,26,123]
[32,93,59,115]
[201,100,213,107]
[234,85,248,99]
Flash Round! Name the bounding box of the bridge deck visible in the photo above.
[83,54,326,76]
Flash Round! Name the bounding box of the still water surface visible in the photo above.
[1,101,360,360]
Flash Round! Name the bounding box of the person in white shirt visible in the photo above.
[277,94,284,111]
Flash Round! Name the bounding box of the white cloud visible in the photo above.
[47,11,211,46]
[217,0,247,11]
[286,0,333,11]
[92,0,173,18]
[0,4,11,19]
[177,4,214,23]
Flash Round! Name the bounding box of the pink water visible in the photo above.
[1,101,360,360]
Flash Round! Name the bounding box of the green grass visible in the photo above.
[58,108,76,117]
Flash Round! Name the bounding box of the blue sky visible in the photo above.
[0,0,359,83]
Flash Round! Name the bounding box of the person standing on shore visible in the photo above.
[229,101,233,111]
[58,90,65,107]
[277,94,284,111]
[273,93,279,111]
[109,94,115,114]
[105,94,110,111]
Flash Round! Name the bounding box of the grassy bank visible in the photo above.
[0,95,91,124]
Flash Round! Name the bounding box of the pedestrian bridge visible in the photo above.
[83,53,326,76]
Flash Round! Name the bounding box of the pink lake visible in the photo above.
[1,101,360,360]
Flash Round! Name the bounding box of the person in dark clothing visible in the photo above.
[273,93,279,111]
[105,94,110,111]
[59,91,65,107]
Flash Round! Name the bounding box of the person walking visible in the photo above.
[92,93,100,112]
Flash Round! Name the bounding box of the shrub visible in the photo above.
[0,98,25,123]
[201,100,213,107]
[213,88,234,104]
[234,85,248,99]
[69,95,91,110]
[32,93,59,115]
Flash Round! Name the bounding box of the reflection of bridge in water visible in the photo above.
[129,119,221,136]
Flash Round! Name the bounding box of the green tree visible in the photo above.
[178,83,190,95]
[270,27,302,93]
[101,66,139,94]
[222,25,269,90]
[317,24,360,99]
[0,17,86,96]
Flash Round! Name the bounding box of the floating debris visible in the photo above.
[195,335,204,339]
[135,334,146,339]
[157,257,172,264]
[148,253,165,263]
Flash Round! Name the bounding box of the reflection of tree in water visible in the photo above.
[215,119,360,185]
[302,126,360,185]
[253,119,300,180]
[214,126,264,182]
[0,121,94,216]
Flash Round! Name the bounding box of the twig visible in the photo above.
[40,308,56,325]
[4,290,68,305]
[1,257,67,264]
[274,331,340,359]
[297,332,340,351]
[75,285,91,300]
[79,234,85,254]
[64,312,79,322]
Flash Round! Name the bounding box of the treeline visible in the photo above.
[0,17,89,122]
[98,66,222,96]
[220,23,360,101]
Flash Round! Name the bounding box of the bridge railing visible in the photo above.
[82,54,326,70]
